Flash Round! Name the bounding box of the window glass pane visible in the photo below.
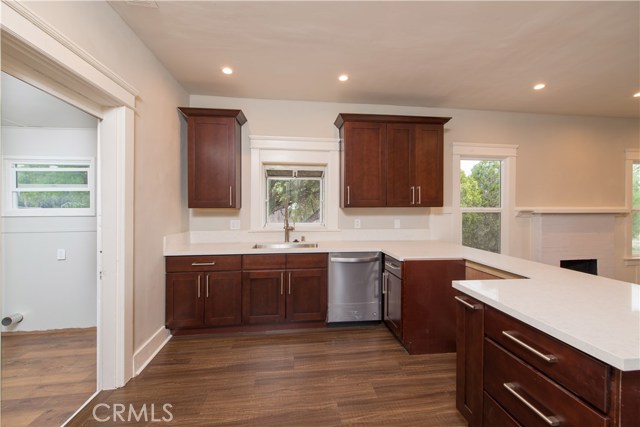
[462,212,501,253]
[633,211,640,257]
[16,170,88,188]
[633,163,640,209]
[267,178,321,224]
[16,191,90,209]
[460,160,501,208]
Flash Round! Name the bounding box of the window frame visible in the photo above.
[452,143,518,254]
[2,156,96,217]
[264,165,326,228]
[626,149,640,259]
[249,136,340,233]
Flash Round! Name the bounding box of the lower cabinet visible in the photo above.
[242,253,328,325]
[165,255,242,329]
[455,293,640,427]
[382,258,465,354]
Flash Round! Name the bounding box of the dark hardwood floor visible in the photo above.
[68,325,466,426]
[1,328,96,427]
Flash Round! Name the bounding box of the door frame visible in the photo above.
[1,1,138,390]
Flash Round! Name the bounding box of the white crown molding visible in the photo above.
[250,135,340,152]
[452,142,519,157]
[2,0,140,99]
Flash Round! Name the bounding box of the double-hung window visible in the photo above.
[453,143,517,254]
[3,157,95,216]
[460,159,502,253]
[265,166,324,226]
[628,149,640,257]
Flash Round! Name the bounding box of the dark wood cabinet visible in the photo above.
[242,253,327,325]
[341,121,387,207]
[455,294,484,427]
[402,259,466,354]
[178,108,246,208]
[383,258,465,354]
[166,255,242,329]
[335,114,450,208]
[242,270,286,324]
[455,293,640,427]
[383,257,403,339]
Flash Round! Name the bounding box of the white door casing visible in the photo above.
[1,0,138,390]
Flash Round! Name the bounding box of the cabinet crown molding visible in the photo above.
[178,107,247,125]
[334,113,451,128]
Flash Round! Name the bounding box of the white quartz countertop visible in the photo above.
[164,235,640,371]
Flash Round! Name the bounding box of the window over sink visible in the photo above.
[265,166,324,226]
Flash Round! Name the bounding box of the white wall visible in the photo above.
[189,95,639,282]
[21,0,190,353]
[2,127,97,330]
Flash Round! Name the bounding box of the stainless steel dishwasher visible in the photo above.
[327,252,381,323]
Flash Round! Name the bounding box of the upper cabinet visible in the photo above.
[178,108,247,208]
[335,114,450,208]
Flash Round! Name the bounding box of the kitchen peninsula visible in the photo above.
[164,235,639,426]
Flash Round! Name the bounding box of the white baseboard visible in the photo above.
[133,326,171,376]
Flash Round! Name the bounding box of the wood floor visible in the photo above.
[1,328,97,427]
[69,325,466,427]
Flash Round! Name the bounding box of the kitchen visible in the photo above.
[1,1,639,426]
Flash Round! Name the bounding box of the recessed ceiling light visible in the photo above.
[338,74,349,82]
[634,92,640,98]
[533,83,546,91]
[222,67,233,75]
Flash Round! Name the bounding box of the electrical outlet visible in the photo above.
[230,220,240,230]
[354,219,361,229]
[394,219,400,229]
[57,249,66,260]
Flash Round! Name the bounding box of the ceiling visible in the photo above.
[109,1,640,118]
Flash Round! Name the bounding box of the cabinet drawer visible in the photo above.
[483,392,521,427]
[484,306,610,413]
[484,339,610,427]
[166,255,241,273]
[286,253,327,269]
[242,254,286,270]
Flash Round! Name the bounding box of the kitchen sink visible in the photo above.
[252,242,318,249]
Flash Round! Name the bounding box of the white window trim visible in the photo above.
[452,143,518,254]
[250,136,340,232]
[2,155,96,217]
[625,148,640,259]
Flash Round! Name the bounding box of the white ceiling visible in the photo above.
[109,1,640,118]
[1,72,98,128]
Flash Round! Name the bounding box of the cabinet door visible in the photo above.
[342,121,386,207]
[455,294,484,427]
[242,271,286,324]
[286,269,327,322]
[204,271,242,327]
[384,272,403,339]
[166,272,204,329]
[188,116,240,208]
[412,124,443,206]
[386,123,414,207]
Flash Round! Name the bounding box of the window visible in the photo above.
[452,143,517,255]
[460,159,502,253]
[3,157,95,216]
[265,166,324,226]
[632,161,640,257]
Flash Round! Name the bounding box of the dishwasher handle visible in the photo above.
[330,256,380,264]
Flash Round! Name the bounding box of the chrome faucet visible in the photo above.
[283,201,295,242]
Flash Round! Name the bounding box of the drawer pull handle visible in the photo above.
[502,331,558,363]
[503,382,561,426]
[191,262,216,266]
[454,296,479,310]
[384,262,401,270]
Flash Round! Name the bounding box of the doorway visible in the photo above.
[1,72,99,426]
